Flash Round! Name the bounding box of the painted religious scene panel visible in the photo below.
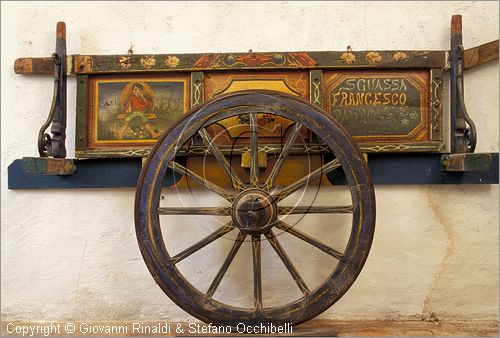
[86,75,189,155]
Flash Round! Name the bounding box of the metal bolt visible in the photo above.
[442,157,450,167]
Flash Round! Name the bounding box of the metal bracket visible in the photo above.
[241,151,267,168]
[450,15,477,154]
[37,22,67,158]
[441,153,491,172]
[22,157,76,175]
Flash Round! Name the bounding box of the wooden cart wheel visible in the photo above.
[135,90,375,327]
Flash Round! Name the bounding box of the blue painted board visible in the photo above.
[7,153,498,190]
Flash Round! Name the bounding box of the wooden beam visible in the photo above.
[13,49,448,75]
[464,39,499,70]
[14,57,54,75]
[7,153,499,189]
[12,40,498,75]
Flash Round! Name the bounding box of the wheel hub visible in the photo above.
[231,189,277,235]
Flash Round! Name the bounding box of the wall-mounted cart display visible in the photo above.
[8,15,498,327]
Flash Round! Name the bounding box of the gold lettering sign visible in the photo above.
[324,70,430,142]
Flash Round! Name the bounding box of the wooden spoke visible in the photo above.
[171,222,234,264]
[252,235,263,310]
[198,128,246,192]
[265,231,310,296]
[249,113,259,188]
[275,221,345,261]
[206,232,247,298]
[169,161,236,202]
[158,207,231,216]
[274,159,340,202]
[278,205,353,215]
[264,123,303,191]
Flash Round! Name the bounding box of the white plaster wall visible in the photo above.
[1,1,498,323]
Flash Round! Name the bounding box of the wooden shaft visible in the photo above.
[451,14,462,34]
[450,14,465,153]
[464,40,499,70]
[14,57,55,75]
